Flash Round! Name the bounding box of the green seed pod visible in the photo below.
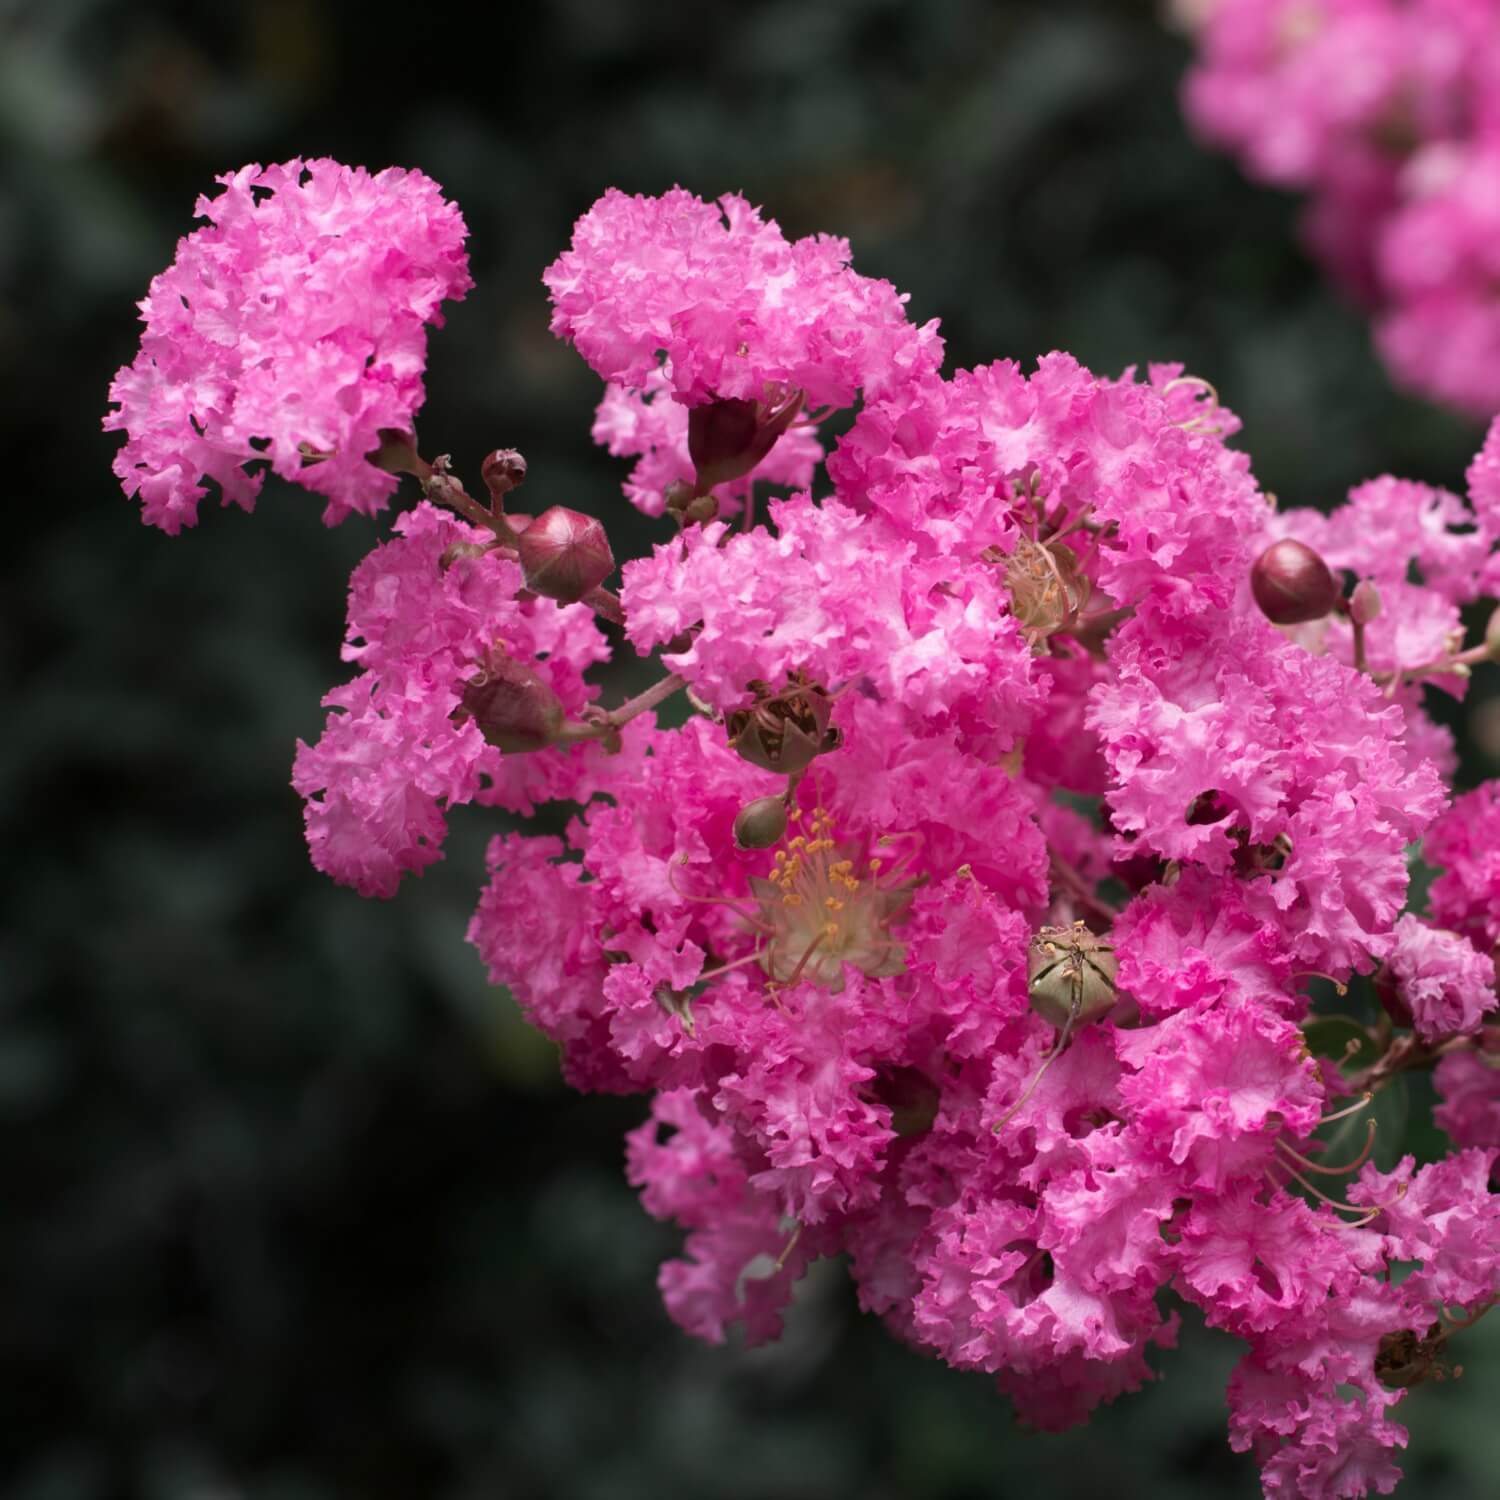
[734,795,789,850]
[1027,921,1118,1030]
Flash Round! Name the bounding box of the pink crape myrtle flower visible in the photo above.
[118,175,1500,1500]
[1383,916,1495,1043]
[104,159,471,533]
[542,186,943,412]
[1434,1051,1500,1155]
[1425,782,1500,953]
[293,503,611,899]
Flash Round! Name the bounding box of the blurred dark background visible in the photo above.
[6,0,1499,1496]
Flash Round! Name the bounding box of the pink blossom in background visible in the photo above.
[1425,782,1500,952]
[104,159,471,532]
[1180,0,1500,418]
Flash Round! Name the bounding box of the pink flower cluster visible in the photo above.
[1181,0,1500,418]
[111,172,1500,1498]
[104,159,472,533]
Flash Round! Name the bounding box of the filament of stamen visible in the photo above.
[772,1222,803,1273]
[1277,1119,1377,1177]
[992,1012,1077,1133]
[697,949,770,984]
[1318,1091,1375,1127]
[668,856,775,932]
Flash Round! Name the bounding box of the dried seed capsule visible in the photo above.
[459,651,565,753]
[725,674,840,775]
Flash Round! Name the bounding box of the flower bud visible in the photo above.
[1349,578,1382,626]
[1250,539,1340,625]
[733,795,788,849]
[1028,922,1118,1029]
[726,675,840,775]
[665,479,720,527]
[482,448,527,504]
[515,506,614,603]
[687,390,803,493]
[459,652,564,753]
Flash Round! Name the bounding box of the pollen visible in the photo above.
[749,806,919,991]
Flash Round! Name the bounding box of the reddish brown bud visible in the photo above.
[687,390,803,493]
[515,506,614,602]
[482,448,527,504]
[733,795,788,850]
[1251,539,1340,625]
[459,652,564,753]
[1349,578,1382,626]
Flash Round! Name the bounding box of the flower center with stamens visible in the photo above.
[992,536,1091,649]
[749,806,915,991]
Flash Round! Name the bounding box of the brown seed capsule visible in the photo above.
[515,506,615,603]
[1027,921,1118,1030]
[1251,539,1340,625]
[687,391,803,493]
[1376,1323,1451,1389]
[459,651,565,753]
[665,478,720,527]
[725,675,840,775]
[733,795,789,850]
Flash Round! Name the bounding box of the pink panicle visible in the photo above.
[111,168,1500,1497]
[104,159,471,532]
[543,186,943,412]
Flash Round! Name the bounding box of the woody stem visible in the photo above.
[1048,850,1118,925]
